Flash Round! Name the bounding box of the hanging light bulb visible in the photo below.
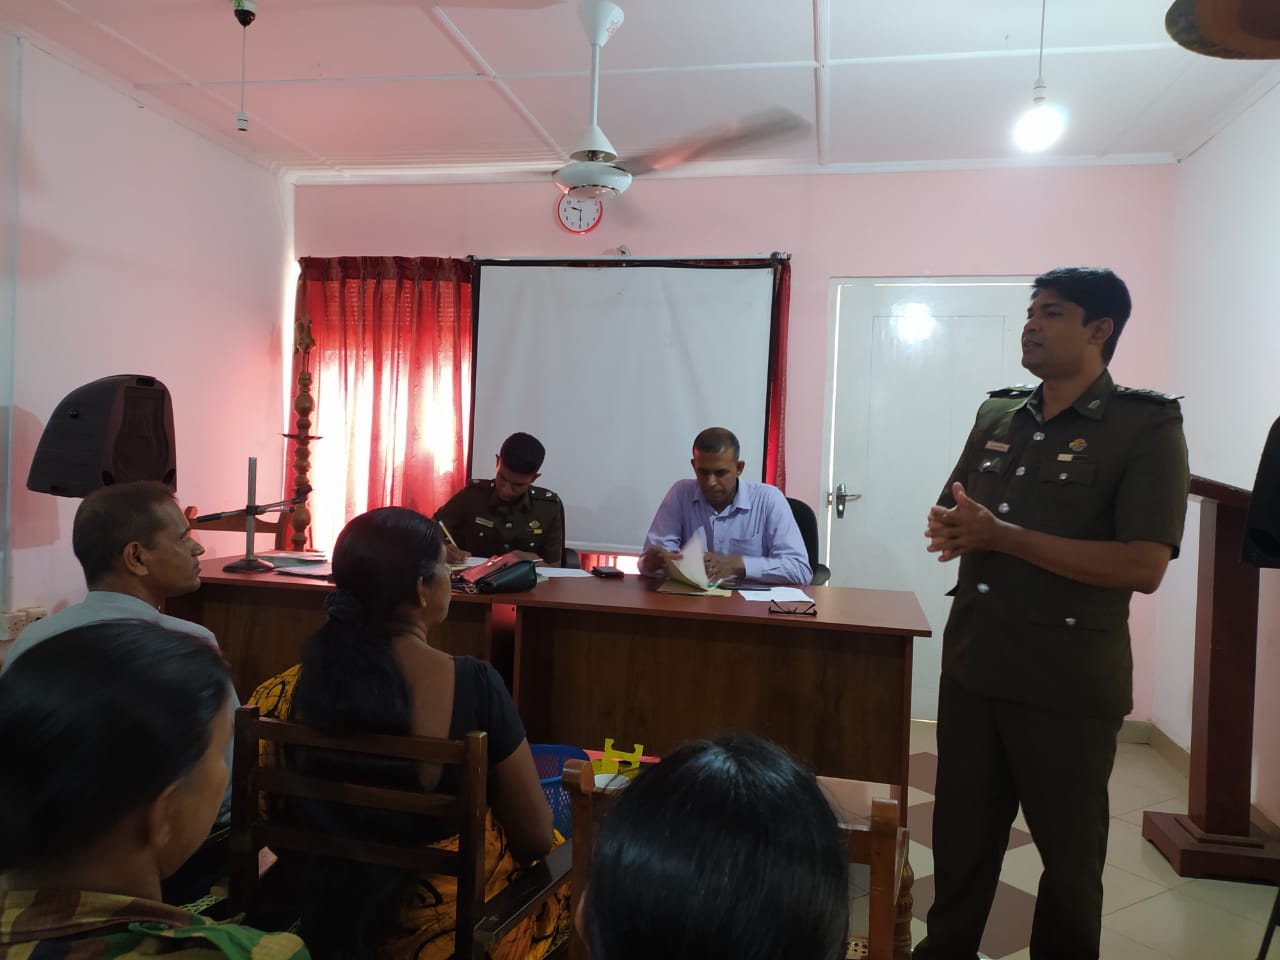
[1012,0,1065,153]
[232,0,256,132]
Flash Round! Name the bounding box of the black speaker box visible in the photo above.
[1243,415,1280,568]
[26,374,177,498]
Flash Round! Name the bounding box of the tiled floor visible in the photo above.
[846,721,1279,960]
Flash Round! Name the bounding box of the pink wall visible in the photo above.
[1165,80,1280,824]
[6,42,291,615]
[297,163,1178,720]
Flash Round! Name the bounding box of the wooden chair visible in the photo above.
[561,759,912,960]
[229,706,571,960]
[185,505,292,551]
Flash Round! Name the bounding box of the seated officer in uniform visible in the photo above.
[434,432,565,565]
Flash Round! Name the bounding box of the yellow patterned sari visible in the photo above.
[248,668,570,960]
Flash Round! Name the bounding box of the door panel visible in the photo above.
[825,279,1033,719]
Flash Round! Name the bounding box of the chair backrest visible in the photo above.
[229,706,490,958]
[786,497,831,586]
[185,505,292,551]
[561,758,911,960]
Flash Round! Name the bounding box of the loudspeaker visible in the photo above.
[26,374,177,498]
[1243,415,1280,568]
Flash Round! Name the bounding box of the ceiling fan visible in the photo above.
[552,0,810,201]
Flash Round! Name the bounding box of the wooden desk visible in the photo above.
[507,577,927,802]
[167,557,495,699]
[172,560,930,812]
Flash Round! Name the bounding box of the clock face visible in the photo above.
[556,195,604,234]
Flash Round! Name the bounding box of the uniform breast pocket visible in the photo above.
[966,454,1012,503]
[727,536,763,557]
[1036,462,1097,488]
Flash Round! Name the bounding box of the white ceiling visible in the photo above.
[2,0,1278,186]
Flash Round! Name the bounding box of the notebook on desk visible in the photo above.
[274,562,333,580]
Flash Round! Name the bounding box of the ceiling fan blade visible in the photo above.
[617,107,810,177]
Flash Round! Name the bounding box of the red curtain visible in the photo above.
[292,256,473,550]
[764,258,790,489]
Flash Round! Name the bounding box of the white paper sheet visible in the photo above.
[737,587,814,602]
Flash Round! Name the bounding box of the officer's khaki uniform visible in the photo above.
[915,370,1188,960]
[434,480,565,565]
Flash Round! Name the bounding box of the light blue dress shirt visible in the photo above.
[640,478,812,585]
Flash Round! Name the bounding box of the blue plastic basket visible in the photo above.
[529,743,589,838]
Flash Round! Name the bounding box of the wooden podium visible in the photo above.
[1142,475,1280,881]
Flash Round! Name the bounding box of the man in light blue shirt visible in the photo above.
[639,427,812,585]
[4,480,237,826]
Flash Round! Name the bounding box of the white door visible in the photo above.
[822,278,1034,720]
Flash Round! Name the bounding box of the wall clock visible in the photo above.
[556,195,604,234]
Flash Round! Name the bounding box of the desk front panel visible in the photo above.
[514,603,911,785]
[171,560,493,698]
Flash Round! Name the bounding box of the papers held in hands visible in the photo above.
[658,529,732,596]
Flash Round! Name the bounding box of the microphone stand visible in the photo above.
[196,456,312,573]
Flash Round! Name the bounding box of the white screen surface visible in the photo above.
[472,263,776,554]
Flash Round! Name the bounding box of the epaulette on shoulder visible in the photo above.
[1113,385,1183,404]
[987,385,1036,398]
[530,486,560,502]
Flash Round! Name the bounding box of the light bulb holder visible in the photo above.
[1031,78,1048,104]
[236,111,249,132]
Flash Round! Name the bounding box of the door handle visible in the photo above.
[827,483,861,519]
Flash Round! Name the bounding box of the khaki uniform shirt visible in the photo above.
[939,370,1189,718]
[434,480,565,565]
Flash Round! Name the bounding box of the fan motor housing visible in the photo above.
[554,160,632,200]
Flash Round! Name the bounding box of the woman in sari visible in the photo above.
[250,506,566,960]
[0,620,309,959]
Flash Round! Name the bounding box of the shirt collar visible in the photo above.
[485,481,530,513]
[0,889,200,945]
[1023,369,1113,424]
[694,478,750,515]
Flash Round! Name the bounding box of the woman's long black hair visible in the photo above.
[288,506,447,960]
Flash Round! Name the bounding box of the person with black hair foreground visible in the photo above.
[0,621,309,959]
[913,268,1189,960]
[434,432,566,565]
[582,736,848,960]
[247,506,567,960]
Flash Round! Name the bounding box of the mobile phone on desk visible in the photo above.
[591,565,623,578]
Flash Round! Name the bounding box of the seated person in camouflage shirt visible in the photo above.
[434,432,566,565]
[0,621,309,959]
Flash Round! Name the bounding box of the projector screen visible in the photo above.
[471,261,778,554]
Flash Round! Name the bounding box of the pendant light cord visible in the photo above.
[239,26,247,115]
[1034,0,1044,82]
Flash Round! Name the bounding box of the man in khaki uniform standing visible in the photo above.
[434,432,566,565]
[913,268,1189,960]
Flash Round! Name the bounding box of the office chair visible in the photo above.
[786,497,831,586]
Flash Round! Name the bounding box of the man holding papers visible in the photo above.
[638,427,811,586]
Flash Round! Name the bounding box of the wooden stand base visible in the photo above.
[1143,811,1280,883]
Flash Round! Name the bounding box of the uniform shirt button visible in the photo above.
[1058,472,1069,481]
[997,502,1010,514]
[981,460,992,470]
[505,522,512,528]
[1033,431,1045,441]
[976,582,990,594]
[1064,617,1077,627]
[1015,466,1026,477]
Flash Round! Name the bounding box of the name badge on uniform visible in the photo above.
[984,440,1010,452]
[475,516,494,528]
[529,520,542,532]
